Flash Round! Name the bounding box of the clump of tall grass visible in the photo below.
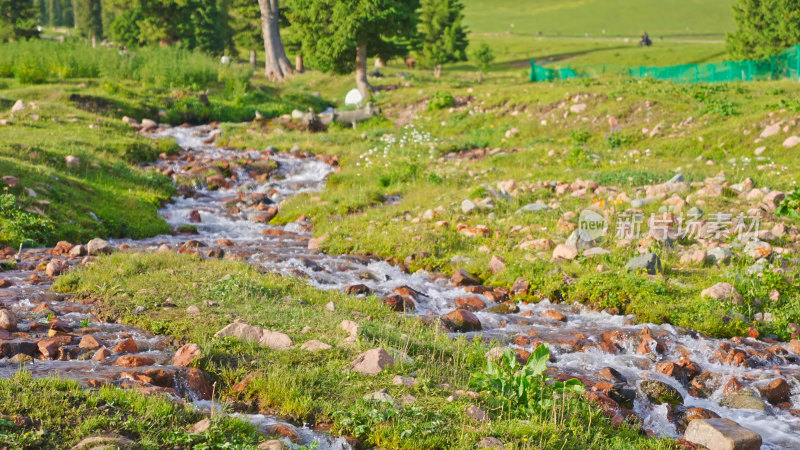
[0,39,251,90]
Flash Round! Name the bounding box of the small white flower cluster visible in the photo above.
[356,124,439,168]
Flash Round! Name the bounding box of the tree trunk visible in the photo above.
[249,49,257,66]
[434,64,442,78]
[258,0,293,80]
[478,70,483,83]
[355,42,370,100]
[295,54,304,73]
[91,34,97,48]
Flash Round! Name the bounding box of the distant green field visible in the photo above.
[463,0,736,38]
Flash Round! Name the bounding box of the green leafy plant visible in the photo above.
[470,344,584,418]
[428,92,455,111]
[776,188,800,220]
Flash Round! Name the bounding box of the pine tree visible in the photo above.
[727,0,800,59]
[37,0,48,26]
[0,0,41,40]
[229,0,261,62]
[416,0,467,77]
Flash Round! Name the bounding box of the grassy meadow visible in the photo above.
[2,0,799,447]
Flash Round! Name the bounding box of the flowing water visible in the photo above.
[2,124,800,448]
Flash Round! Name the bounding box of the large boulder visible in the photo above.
[215,322,293,350]
[451,269,480,286]
[346,348,394,375]
[684,418,761,450]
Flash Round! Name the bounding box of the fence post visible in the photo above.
[530,60,535,82]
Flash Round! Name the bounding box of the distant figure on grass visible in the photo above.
[639,32,652,47]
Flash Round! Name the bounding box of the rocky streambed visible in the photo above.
[1,124,799,448]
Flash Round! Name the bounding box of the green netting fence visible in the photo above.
[530,44,800,83]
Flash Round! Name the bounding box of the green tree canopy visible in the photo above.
[287,0,419,74]
[107,0,229,55]
[0,0,41,41]
[727,0,800,58]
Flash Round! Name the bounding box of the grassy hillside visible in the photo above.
[463,0,737,38]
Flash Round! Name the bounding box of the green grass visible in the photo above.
[219,70,800,342]
[463,0,736,38]
[0,371,261,448]
[53,252,672,449]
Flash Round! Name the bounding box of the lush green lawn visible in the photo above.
[463,0,736,38]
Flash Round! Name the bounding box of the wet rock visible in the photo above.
[465,405,489,422]
[215,322,293,350]
[451,269,480,286]
[93,347,111,361]
[552,244,578,260]
[79,335,103,350]
[541,310,566,322]
[9,353,33,364]
[86,238,111,255]
[684,418,761,450]
[441,309,482,332]
[346,348,394,375]
[116,355,155,367]
[345,284,370,296]
[173,343,202,367]
[113,338,138,354]
[383,294,415,312]
[678,407,720,432]
[38,336,72,359]
[637,380,683,406]
[625,253,661,274]
[45,260,68,276]
[188,210,202,223]
[757,378,791,405]
[70,434,136,450]
[597,367,627,384]
[264,423,298,443]
[0,340,37,358]
[720,389,765,411]
[486,301,519,314]
[300,340,332,351]
[454,296,485,311]
[707,247,732,265]
[0,308,18,331]
[181,367,212,400]
[701,283,743,304]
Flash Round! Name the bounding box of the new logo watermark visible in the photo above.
[578,209,608,239]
